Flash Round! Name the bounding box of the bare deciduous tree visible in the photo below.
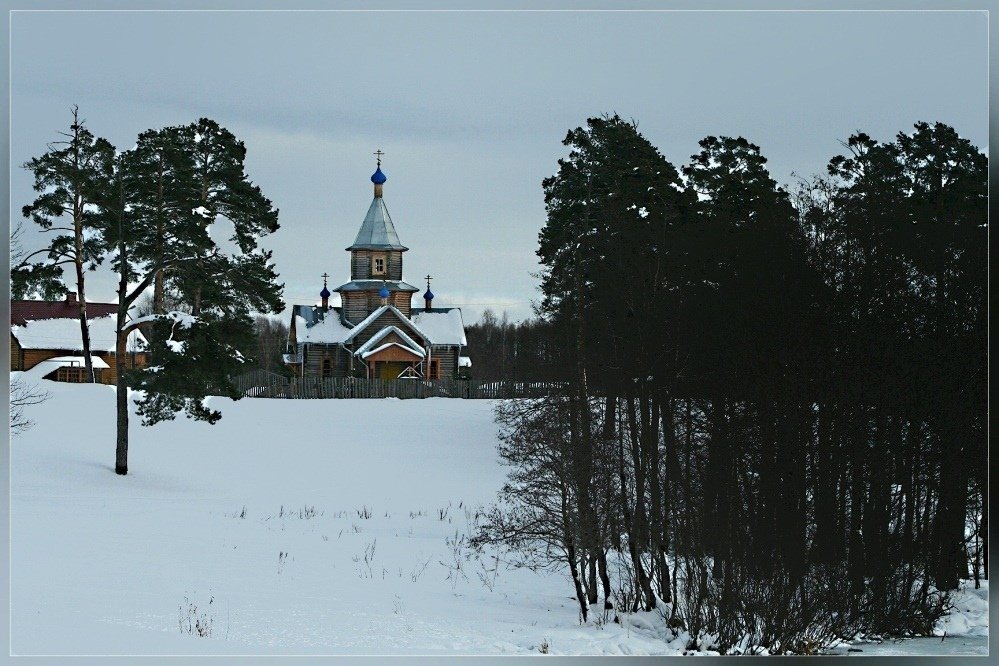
[10,377,49,437]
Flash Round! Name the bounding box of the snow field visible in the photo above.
[11,379,677,655]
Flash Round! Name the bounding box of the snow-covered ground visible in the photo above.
[827,580,989,656]
[9,377,989,656]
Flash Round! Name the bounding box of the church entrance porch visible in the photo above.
[361,341,425,379]
[373,361,415,379]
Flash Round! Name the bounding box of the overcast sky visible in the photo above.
[9,10,988,323]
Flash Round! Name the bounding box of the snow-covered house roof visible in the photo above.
[11,297,117,326]
[27,355,111,378]
[11,314,146,353]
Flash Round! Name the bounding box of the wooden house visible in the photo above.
[285,159,470,379]
[10,295,149,384]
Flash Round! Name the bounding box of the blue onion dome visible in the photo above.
[378,285,390,299]
[320,286,331,298]
[371,167,387,184]
[424,288,435,301]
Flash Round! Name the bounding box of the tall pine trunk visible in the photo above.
[114,325,129,475]
[71,112,96,384]
[114,235,130,475]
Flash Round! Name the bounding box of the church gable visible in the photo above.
[360,342,425,363]
[353,325,425,358]
[345,305,427,349]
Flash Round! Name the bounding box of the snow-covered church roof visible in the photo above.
[294,304,466,347]
[410,308,467,346]
[347,197,407,251]
[295,309,353,344]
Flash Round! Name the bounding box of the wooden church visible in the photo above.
[284,156,470,380]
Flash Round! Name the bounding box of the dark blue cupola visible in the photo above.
[371,149,387,198]
[320,272,331,310]
[423,275,434,312]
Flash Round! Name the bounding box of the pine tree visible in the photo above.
[10,220,64,299]
[19,106,115,382]
[91,120,284,475]
[159,118,281,316]
[894,122,987,590]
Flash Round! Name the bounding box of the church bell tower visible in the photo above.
[334,152,419,322]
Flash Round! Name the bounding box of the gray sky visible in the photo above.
[10,10,988,323]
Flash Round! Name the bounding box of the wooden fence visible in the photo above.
[231,372,568,400]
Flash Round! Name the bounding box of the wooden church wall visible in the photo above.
[390,292,411,316]
[303,343,350,377]
[430,345,459,378]
[387,251,403,280]
[364,292,411,315]
[351,252,370,279]
[343,294,369,324]
[350,251,403,280]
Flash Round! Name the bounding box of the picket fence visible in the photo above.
[231,370,567,400]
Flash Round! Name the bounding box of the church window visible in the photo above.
[372,254,386,276]
[321,357,333,377]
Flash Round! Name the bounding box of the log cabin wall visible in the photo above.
[303,343,350,377]
[431,345,459,378]
[335,345,350,376]
[350,250,403,280]
[391,291,411,317]
[365,292,380,314]
[351,251,371,280]
[296,342,307,375]
[99,350,149,384]
[342,291,413,324]
[20,349,62,370]
[342,293,370,323]
[10,335,22,371]
[386,251,403,280]
[303,345,320,376]
[10,343,148,384]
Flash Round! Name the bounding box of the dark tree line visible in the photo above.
[463,309,570,382]
[475,116,986,653]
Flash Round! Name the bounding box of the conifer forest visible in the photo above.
[471,116,987,652]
